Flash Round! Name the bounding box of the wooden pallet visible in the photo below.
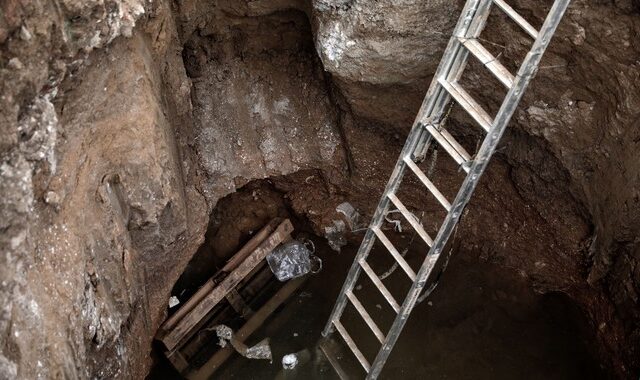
[156,218,300,376]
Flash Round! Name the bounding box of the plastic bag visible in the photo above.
[267,240,322,281]
[282,353,298,369]
[214,325,272,361]
[336,202,362,230]
[325,220,347,252]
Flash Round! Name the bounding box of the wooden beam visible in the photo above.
[187,277,306,380]
[222,218,282,272]
[160,218,281,332]
[177,262,274,362]
[161,219,294,351]
[225,289,253,318]
[165,350,189,373]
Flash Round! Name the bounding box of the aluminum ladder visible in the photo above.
[321,0,571,378]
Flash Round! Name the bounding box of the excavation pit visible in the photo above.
[150,178,606,379]
[3,0,638,379]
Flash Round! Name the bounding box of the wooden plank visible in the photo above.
[225,289,253,318]
[238,262,274,302]
[161,219,294,351]
[160,218,281,332]
[319,338,351,380]
[187,277,306,380]
[176,262,275,363]
[176,297,237,364]
[165,350,189,373]
[172,296,232,360]
[222,218,282,272]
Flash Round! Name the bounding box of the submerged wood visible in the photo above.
[160,218,281,332]
[161,219,294,351]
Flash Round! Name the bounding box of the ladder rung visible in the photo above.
[403,157,452,211]
[438,78,493,132]
[346,290,386,343]
[372,226,417,281]
[359,260,401,313]
[424,124,472,173]
[458,37,515,89]
[492,0,539,40]
[333,319,371,372]
[439,128,473,164]
[387,193,434,247]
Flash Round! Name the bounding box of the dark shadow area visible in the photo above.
[213,239,609,379]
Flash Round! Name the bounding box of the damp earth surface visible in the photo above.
[0,0,639,379]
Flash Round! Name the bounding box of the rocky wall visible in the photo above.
[0,0,638,378]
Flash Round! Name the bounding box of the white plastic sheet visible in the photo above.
[267,240,321,281]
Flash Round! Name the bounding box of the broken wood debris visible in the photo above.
[161,218,282,332]
[156,218,308,376]
[159,219,294,351]
[165,261,275,373]
[188,277,306,379]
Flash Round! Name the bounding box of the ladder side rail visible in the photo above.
[414,0,493,159]
[366,1,571,378]
[321,0,486,338]
[415,0,486,124]
[413,0,487,159]
[321,123,422,336]
[438,0,493,128]
[466,0,494,37]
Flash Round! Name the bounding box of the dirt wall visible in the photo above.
[0,0,638,378]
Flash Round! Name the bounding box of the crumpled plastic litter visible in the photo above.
[384,210,405,232]
[281,353,298,369]
[384,209,421,232]
[267,240,322,282]
[325,219,347,252]
[214,325,272,361]
[325,202,364,252]
[336,202,361,231]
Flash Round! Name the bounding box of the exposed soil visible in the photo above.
[152,178,607,379]
[0,0,638,379]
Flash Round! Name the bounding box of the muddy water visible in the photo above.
[214,237,607,380]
